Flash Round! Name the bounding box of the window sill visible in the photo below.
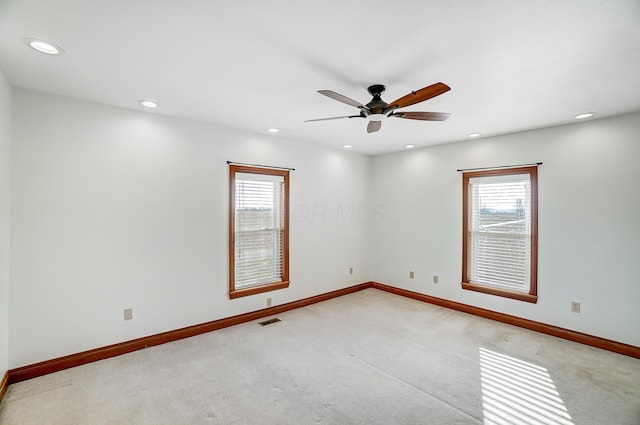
[461,282,538,303]
[229,281,290,299]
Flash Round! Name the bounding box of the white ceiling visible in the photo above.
[1,0,639,155]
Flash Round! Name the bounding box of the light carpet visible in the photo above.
[1,288,639,424]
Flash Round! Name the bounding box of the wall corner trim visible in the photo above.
[0,371,8,404]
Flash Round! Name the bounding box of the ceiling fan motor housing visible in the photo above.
[366,84,389,112]
[367,84,386,96]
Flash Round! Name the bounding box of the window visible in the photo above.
[462,166,538,303]
[229,164,290,299]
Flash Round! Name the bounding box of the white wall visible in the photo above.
[0,70,11,374]
[8,87,640,369]
[368,112,640,346]
[9,89,370,367]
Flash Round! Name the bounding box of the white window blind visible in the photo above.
[234,172,285,289]
[468,173,532,292]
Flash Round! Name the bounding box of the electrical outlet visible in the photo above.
[123,308,133,321]
[571,301,581,313]
[349,267,353,275]
[409,271,415,279]
[433,275,439,284]
[266,297,272,307]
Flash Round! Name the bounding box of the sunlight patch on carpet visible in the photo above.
[479,347,574,425]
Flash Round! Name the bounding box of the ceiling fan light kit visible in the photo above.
[366,113,387,122]
[306,82,451,134]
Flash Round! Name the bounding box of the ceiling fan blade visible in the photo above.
[391,111,451,121]
[304,115,361,122]
[367,121,382,133]
[386,82,451,109]
[318,90,365,109]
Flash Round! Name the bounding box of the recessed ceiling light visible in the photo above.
[25,38,64,55]
[139,100,158,108]
[404,144,415,149]
[468,133,481,138]
[343,144,352,149]
[575,112,595,120]
[267,128,279,133]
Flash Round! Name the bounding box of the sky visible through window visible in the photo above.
[477,181,527,213]
[236,179,275,210]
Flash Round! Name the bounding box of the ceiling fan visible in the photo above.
[305,82,451,133]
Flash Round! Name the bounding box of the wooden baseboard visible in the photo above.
[0,371,8,404]
[370,282,640,359]
[8,282,371,384]
[7,280,638,386]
